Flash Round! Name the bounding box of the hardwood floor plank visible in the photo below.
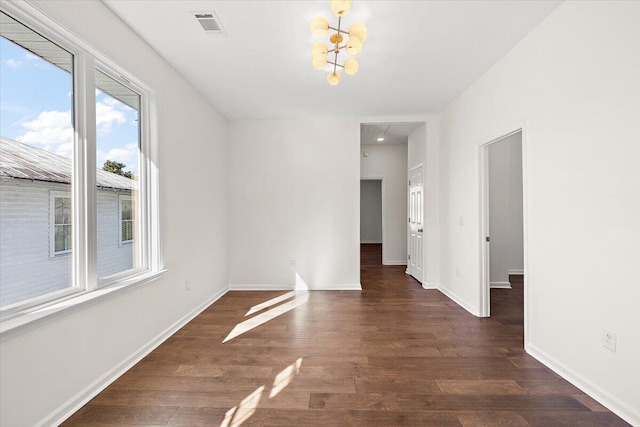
[396,394,590,412]
[519,411,631,426]
[63,405,177,426]
[166,407,263,426]
[436,379,528,395]
[261,409,462,426]
[456,411,529,427]
[60,244,629,426]
[309,392,400,410]
[356,378,440,394]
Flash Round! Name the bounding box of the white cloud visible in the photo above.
[97,142,139,172]
[5,53,48,70]
[54,142,73,159]
[96,98,127,135]
[16,110,73,149]
[6,58,21,69]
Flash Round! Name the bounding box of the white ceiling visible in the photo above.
[103,0,561,120]
[360,122,420,145]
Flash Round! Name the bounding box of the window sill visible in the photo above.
[0,269,167,341]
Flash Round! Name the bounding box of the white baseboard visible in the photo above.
[40,286,229,427]
[228,284,362,291]
[490,281,512,289]
[383,260,407,266]
[526,343,640,426]
[437,286,479,316]
[306,283,362,291]
[422,283,439,290]
[508,269,524,275]
[228,284,293,291]
[360,240,382,244]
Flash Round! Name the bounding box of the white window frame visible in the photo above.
[118,194,133,245]
[50,191,72,257]
[0,1,163,335]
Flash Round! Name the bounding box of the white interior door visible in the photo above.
[408,167,424,283]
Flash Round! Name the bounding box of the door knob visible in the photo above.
[418,228,423,232]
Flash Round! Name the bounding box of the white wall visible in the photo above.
[361,143,407,264]
[437,1,640,423]
[360,180,382,244]
[227,118,360,289]
[0,1,228,426]
[488,132,523,284]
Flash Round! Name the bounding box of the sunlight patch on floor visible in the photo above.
[220,385,264,427]
[219,357,303,426]
[245,291,296,316]
[269,357,303,398]
[223,291,309,343]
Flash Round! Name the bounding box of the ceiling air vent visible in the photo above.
[194,12,226,35]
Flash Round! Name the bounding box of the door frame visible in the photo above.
[407,163,425,282]
[360,177,386,263]
[477,122,529,343]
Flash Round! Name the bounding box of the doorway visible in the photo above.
[408,165,424,283]
[479,130,525,322]
[360,179,383,266]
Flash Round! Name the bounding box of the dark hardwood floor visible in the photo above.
[62,244,628,426]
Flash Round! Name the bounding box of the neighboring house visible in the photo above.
[0,137,135,307]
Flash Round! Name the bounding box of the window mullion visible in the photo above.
[73,52,97,292]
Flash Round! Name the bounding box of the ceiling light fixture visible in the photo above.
[376,125,390,143]
[310,0,367,86]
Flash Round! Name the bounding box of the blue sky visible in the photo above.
[0,37,140,173]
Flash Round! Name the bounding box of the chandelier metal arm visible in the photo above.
[327,26,349,35]
[332,16,342,74]
[328,61,345,68]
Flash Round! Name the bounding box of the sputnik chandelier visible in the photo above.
[310,0,368,86]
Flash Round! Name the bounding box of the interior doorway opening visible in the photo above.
[360,179,383,266]
[479,130,525,333]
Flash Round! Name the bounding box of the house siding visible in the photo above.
[0,179,132,307]
[97,190,133,277]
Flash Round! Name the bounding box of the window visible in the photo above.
[1,10,75,309]
[0,3,160,328]
[96,69,141,279]
[51,193,72,255]
[119,195,133,244]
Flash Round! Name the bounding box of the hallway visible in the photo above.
[62,246,627,426]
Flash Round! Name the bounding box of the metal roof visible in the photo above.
[0,137,135,190]
[1,11,140,111]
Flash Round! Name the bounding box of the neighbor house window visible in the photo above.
[0,3,160,325]
[119,195,133,244]
[51,193,72,255]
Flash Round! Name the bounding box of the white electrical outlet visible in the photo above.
[602,329,616,352]
[185,279,191,291]
[290,259,296,268]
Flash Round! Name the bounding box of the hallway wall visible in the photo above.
[437,1,640,423]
